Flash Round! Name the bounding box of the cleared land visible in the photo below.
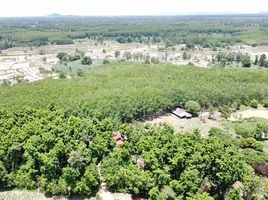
[145,113,222,137]
[0,190,138,200]
[229,108,268,121]
[0,190,76,200]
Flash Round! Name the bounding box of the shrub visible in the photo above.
[103,59,110,64]
[185,100,201,114]
[59,72,67,79]
[226,188,243,200]
[77,69,84,77]
[57,52,67,62]
[219,105,232,119]
[150,57,160,64]
[234,118,268,139]
[239,138,263,151]
[144,58,150,64]
[263,99,268,107]
[250,99,258,108]
[242,56,251,68]
[235,123,255,138]
[115,50,120,58]
[81,56,93,65]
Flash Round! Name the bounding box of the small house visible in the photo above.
[172,108,192,119]
[112,131,124,145]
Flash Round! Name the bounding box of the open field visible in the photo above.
[0,190,80,200]
[229,107,268,121]
[0,190,142,200]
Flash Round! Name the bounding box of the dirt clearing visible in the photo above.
[145,114,223,137]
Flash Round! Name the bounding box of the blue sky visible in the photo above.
[1,0,268,17]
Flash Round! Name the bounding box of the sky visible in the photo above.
[0,0,268,17]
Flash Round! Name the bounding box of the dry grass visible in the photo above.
[0,190,91,200]
[229,108,268,121]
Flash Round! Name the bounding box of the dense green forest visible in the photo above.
[1,62,268,199]
[1,15,268,49]
[1,108,267,199]
[1,63,268,122]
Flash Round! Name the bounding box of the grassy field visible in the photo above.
[0,191,51,200]
[234,29,268,46]
[0,190,92,200]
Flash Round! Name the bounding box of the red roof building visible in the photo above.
[112,131,124,145]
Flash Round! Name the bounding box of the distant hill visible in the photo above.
[258,11,268,14]
[46,13,78,18]
[47,13,63,17]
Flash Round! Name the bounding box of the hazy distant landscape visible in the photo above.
[2,2,268,200]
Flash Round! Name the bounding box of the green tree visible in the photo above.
[250,99,258,108]
[264,99,268,107]
[185,100,201,115]
[76,69,84,77]
[226,188,243,200]
[259,54,267,66]
[183,51,188,60]
[103,59,110,64]
[242,56,251,67]
[254,55,259,65]
[151,57,159,64]
[57,52,67,62]
[59,71,67,79]
[115,50,121,58]
[81,56,93,65]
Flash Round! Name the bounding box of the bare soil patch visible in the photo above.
[145,113,223,137]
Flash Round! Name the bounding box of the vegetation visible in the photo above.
[185,100,201,115]
[102,127,247,199]
[250,99,259,108]
[234,117,268,139]
[264,99,268,108]
[0,107,110,196]
[1,63,268,122]
[1,15,268,50]
[0,109,264,199]
[1,62,268,198]
[81,56,93,65]
[2,13,268,199]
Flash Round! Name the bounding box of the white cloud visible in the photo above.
[0,0,267,17]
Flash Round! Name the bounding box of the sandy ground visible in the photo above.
[145,113,222,137]
[229,108,268,121]
[98,192,133,200]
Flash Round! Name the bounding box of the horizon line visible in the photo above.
[1,12,268,18]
